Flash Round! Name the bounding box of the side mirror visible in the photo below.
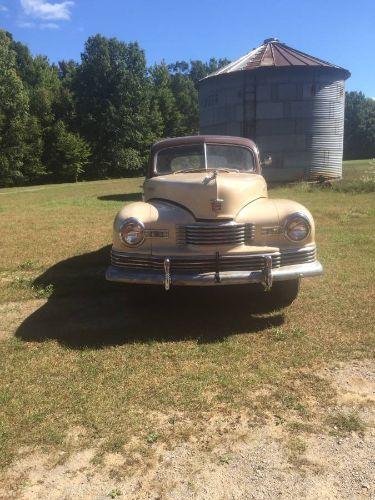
[261,155,273,167]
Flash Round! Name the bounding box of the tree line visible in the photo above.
[0,30,374,187]
[344,92,375,161]
[0,30,229,187]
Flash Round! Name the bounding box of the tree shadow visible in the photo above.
[97,193,142,203]
[15,246,285,349]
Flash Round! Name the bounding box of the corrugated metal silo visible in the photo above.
[199,39,350,181]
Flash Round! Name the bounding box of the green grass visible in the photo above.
[292,158,375,193]
[0,159,374,469]
[328,411,366,435]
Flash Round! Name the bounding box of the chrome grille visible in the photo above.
[280,246,316,266]
[176,223,255,246]
[111,246,316,273]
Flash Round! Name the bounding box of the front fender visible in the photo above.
[236,198,279,227]
[273,199,315,246]
[236,197,315,247]
[112,200,195,252]
[113,202,157,251]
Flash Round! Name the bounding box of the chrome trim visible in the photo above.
[176,222,255,246]
[106,261,323,287]
[110,246,316,272]
[210,197,224,213]
[111,250,281,272]
[175,225,187,246]
[144,229,169,239]
[284,212,311,242]
[119,218,145,247]
[215,251,221,283]
[261,226,282,235]
[263,255,273,291]
[164,257,171,291]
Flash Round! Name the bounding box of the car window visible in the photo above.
[156,145,205,174]
[155,143,255,174]
[206,144,255,172]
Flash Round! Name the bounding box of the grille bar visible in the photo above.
[111,247,316,274]
[280,247,316,266]
[177,222,255,246]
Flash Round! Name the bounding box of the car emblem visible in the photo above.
[210,198,224,212]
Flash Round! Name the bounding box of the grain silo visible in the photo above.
[199,38,350,182]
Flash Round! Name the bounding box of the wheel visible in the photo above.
[264,278,300,309]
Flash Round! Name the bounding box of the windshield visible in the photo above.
[155,144,255,175]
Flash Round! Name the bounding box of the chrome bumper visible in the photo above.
[106,260,323,288]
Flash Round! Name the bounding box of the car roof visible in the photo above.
[151,135,258,154]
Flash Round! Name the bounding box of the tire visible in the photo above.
[264,278,300,309]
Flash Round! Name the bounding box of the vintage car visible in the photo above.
[106,135,323,307]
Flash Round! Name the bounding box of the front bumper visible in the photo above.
[106,260,323,288]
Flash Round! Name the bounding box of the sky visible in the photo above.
[0,0,374,96]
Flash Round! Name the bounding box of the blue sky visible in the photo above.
[1,0,374,96]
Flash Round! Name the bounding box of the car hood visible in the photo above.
[144,171,268,219]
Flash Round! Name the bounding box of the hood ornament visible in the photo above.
[210,198,224,212]
[203,170,218,185]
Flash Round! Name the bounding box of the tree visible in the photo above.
[344,91,375,160]
[45,121,90,182]
[170,72,199,135]
[168,60,189,75]
[0,29,235,185]
[7,33,35,86]
[6,33,69,184]
[74,35,160,178]
[26,55,61,129]
[0,30,45,186]
[171,58,231,89]
[149,62,182,137]
[54,60,79,128]
[164,58,231,134]
[22,115,44,184]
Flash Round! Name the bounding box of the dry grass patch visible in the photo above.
[0,159,374,473]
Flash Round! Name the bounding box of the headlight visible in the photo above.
[119,218,145,246]
[285,213,311,242]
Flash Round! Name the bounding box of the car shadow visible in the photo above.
[97,193,142,203]
[15,246,285,349]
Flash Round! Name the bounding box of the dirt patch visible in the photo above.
[0,300,45,340]
[1,360,374,499]
[324,360,375,406]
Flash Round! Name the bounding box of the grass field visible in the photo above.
[0,159,374,481]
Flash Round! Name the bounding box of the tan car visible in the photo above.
[106,135,323,307]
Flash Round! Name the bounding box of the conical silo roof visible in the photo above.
[205,38,350,79]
